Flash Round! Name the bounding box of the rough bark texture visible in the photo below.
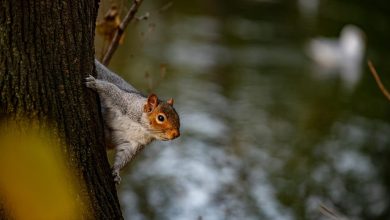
[0,0,123,219]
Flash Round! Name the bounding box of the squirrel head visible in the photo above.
[143,94,180,140]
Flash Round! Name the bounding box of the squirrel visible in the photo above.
[85,60,180,184]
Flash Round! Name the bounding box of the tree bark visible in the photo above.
[0,0,123,219]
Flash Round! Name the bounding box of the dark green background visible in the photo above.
[96,0,390,219]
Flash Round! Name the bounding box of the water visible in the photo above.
[96,0,390,219]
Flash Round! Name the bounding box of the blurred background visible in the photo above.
[95,0,390,219]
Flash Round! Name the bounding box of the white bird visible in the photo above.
[306,25,365,90]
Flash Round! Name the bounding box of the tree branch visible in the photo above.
[319,204,348,220]
[368,60,390,102]
[102,0,144,65]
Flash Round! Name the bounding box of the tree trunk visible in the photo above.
[0,0,123,219]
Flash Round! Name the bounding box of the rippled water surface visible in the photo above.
[96,1,390,219]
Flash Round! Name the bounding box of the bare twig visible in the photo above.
[96,5,121,59]
[135,1,173,21]
[135,12,150,21]
[102,0,144,65]
[319,204,348,220]
[157,1,173,13]
[368,60,390,102]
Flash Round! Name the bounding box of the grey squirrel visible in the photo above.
[86,60,180,184]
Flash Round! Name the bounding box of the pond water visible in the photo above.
[96,0,390,219]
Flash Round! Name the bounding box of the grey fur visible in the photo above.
[86,60,164,184]
[95,59,138,93]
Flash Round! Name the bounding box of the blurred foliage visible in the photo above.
[0,121,87,220]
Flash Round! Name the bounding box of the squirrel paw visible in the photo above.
[112,170,122,185]
[85,75,97,89]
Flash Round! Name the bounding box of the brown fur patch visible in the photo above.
[146,101,180,140]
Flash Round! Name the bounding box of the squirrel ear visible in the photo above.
[167,98,174,106]
[144,94,159,112]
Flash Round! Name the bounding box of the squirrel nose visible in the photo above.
[171,130,180,139]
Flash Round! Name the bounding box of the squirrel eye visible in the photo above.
[157,115,165,122]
